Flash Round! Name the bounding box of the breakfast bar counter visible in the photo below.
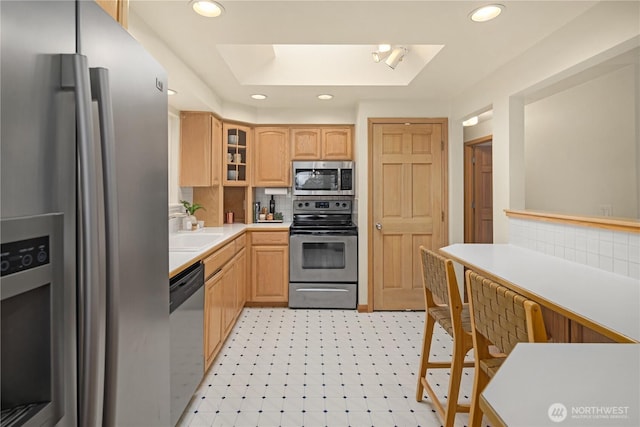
[439,244,640,343]
[480,343,640,426]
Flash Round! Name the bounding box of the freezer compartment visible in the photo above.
[288,283,357,309]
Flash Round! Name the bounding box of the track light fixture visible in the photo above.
[384,46,408,69]
[372,45,408,69]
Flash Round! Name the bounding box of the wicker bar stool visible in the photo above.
[465,270,548,427]
[415,247,474,427]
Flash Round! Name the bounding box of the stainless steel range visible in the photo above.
[289,198,358,309]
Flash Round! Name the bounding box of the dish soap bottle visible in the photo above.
[269,195,275,215]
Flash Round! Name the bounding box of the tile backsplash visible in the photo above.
[509,218,640,279]
[253,188,293,222]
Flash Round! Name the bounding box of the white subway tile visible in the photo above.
[613,259,629,277]
[563,227,576,249]
[613,243,629,261]
[587,238,599,254]
[575,250,587,265]
[599,255,614,272]
[628,262,640,280]
[575,235,587,252]
[613,232,629,245]
[574,227,587,238]
[599,229,614,242]
[628,244,640,264]
[553,230,564,246]
[554,246,565,258]
[599,240,613,257]
[628,233,640,247]
[587,252,600,268]
[565,248,576,262]
[544,243,554,255]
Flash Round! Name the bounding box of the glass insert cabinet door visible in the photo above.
[223,124,250,185]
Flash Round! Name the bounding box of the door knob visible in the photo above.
[375,222,382,230]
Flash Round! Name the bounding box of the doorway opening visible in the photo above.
[464,136,493,243]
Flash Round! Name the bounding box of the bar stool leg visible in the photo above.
[416,313,436,401]
[444,340,466,426]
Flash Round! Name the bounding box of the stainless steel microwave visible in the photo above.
[292,161,355,196]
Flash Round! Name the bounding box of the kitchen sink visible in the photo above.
[169,233,222,251]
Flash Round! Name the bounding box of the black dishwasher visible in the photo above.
[169,262,204,426]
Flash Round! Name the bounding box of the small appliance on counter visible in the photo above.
[253,202,261,223]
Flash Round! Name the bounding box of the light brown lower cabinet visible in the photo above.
[203,233,247,371]
[204,270,223,369]
[248,231,289,304]
[235,248,246,314]
[221,262,236,338]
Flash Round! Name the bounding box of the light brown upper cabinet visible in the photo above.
[290,128,321,160]
[291,126,353,160]
[180,112,222,187]
[253,127,291,187]
[223,123,251,186]
[95,0,129,28]
[322,128,353,160]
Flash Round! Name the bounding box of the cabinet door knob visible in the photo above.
[375,222,382,230]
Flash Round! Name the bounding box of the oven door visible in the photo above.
[289,232,357,283]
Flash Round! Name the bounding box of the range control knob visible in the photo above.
[22,254,33,267]
[336,202,340,207]
[304,202,310,207]
[342,203,347,208]
[297,202,304,208]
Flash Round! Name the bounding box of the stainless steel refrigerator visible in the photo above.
[1,1,170,426]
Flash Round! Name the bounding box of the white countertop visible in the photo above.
[440,243,640,343]
[169,222,290,277]
[480,343,640,426]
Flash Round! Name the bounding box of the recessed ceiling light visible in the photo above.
[470,4,504,22]
[463,116,479,127]
[317,94,333,100]
[191,0,225,18]
[251,94,267,100]
[167,89,177,96]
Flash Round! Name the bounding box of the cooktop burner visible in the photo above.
[291,198,357,233]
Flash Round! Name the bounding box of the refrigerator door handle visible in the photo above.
[89,67,121,426]
[61,54,107,427]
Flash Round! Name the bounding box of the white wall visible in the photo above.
[463,118,493,142]
[450,1,640,243]
[353,100,452,305]
[524,64,638,218]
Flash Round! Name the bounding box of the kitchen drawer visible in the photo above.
[251,231,288,245]
[234,233,246,252]
[204,241,235,278]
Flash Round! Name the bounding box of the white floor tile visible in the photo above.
[181,308,477,427]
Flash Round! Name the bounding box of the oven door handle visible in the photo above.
[290,231,358,236]
[295,288,350,292]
